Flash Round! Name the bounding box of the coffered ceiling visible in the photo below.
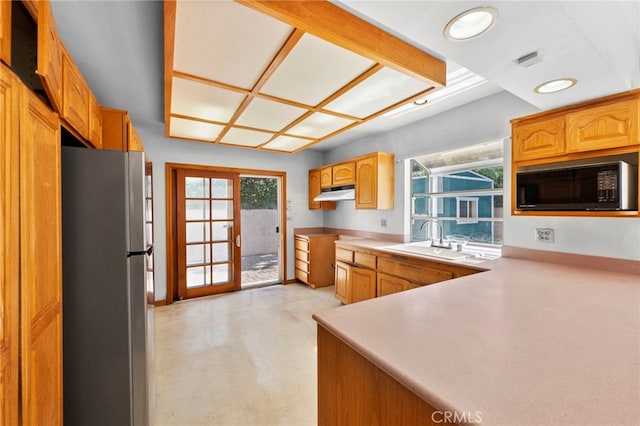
[164,1,446,153]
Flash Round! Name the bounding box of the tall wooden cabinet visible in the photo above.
[1,63,62,425]
[355,152,394,209]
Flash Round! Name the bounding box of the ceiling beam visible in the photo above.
[236,0,446,87]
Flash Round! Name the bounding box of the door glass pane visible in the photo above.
[145,199,153,221]
[212,263,231,284]
[211,178,233,198]
[186,200,210,220]
[212,242,231,262]
[212,221,233,241]
[186,177,210,198]
[187,244,210,266]
[212,200,233,220]
[145,223,154,244]
[186,222,210,243]
[187,266,210,288]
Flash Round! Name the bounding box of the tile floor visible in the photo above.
[152,283,340,426]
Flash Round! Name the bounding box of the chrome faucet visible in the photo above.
[420,220,451,249]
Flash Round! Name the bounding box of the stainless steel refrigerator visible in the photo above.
[62,146,152,426]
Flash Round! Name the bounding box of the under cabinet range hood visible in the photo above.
[314,186,356,202]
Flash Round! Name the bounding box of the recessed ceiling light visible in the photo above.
[444,7,498,41]
[534,78,577,94]
[413,98,428,106]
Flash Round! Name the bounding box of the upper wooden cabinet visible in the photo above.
[356,152,394,209]
[566,99,638,153]
[512,115,565,162]
[511,89,640,164]
[36,0,63,113]
[102,107,145,152]
[62,48,90,139]
[88,91,103,149]
[308,169,336,210]
[1,1,11,65]
[309,152,394,210]
[320,161,356,188]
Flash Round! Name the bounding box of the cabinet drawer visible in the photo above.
[295,259,309,273]
[335,247,354,263]
[295,268,309,284]
[294,238,309,252]
[354,251,376,269]
[378,257,453,285]
[295,249,309,263]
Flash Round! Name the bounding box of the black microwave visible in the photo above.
[516,161,637,211]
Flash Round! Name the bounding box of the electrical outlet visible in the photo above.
[380,218,387,227]
[535,228,555,243]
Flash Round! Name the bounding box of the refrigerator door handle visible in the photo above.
[127,245,154,257]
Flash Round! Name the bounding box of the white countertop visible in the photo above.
[313,255,640,425]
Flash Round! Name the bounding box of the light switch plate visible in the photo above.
[536,228,555,243]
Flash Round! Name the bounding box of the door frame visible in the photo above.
[165,163,287,304]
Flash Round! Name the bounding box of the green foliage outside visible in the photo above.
[241,177,277,209]
[473,166,503,188]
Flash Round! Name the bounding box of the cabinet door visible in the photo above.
[0,64,19,426]
[512,116,565,162]
[332,161,355,186]
[308,169,322,209]
[88,92,103,149]
[37,1,63,112]
[334,262,349,304]
[566,99,639,152]
[355,155,377,209]
[62,51,90,139]
[20,86,62,425]
[320,166,332,188]
[350,267,376,303]
[0,1,11,66]
[377,273,420,297]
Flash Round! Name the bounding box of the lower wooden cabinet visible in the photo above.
[377,272,420,297]
[294,234,337,288]
[334,242,481,303]
[334,261,376,304]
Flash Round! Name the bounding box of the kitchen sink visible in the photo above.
[384,242,501,261]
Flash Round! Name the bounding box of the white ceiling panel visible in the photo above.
[235,98,308,131]
[325,68,432,118]
[260,33,375,106]
[173,1,293,89]
[287,112,356,138]
[171,77,246,123]
[222,127,274,147]
[262,136,313,152]
[169,117,224,142]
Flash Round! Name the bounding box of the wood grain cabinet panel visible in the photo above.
[36,0,63,113]
[320,166,332,188]
[0,1,11,66]
[378,257,453,285]
[102,107,145,152]
[88,92,103,149]
[308,169,335,210]
[20,76,62,426]
[377,273,420,297]
[0,63,20,426]
[294,234,337,288]
[334,261,376,304]
[331,161,355,186]
[356,152,394,209]
[62,50,90,139]
[566,99,639,152]
[512,116,565,162]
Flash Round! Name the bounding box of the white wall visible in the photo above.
[322,91,640,260]
[139,123,324,302]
